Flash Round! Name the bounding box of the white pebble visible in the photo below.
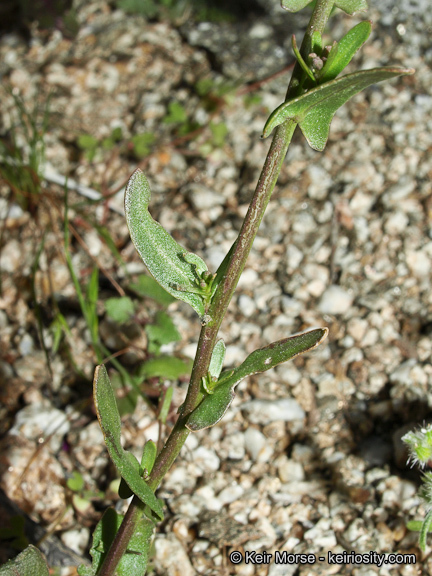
[242,398,305,424]
[318,285,354,315]
[244,427,267,461]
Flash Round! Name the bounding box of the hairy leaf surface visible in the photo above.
[281,0,368,13]
[187,328,328,431]
[125,169,208,318]
[262,67,414,150]
[78,508,154,576]
[93,365,164,520]
[0,546,49,576]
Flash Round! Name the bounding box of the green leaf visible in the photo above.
[77,508,154,576]
[420,509,432,551]
[119,439,156,499]
[125,169,209,319]
[163,101,188,124]
[209,339,226,381]
[93,365,164,520]
[186,328,328,431]
[86,267,99,342]
[116,388,139,417]
[105,296,135,324]
[209,122,228,148]
[262,67,414,150]
[146,311,181,354]
[129,274,175,306]
[139,356,192,380]
[87,267,99,306]
[131,132,155,158]
[212,239,237,298]
[111,126,123,141]
[67,470,85,492]
[158,387,173,425]
[334,0,368,15]
[141,440,157,474]
[406,521,423,532]
[77,133,98,150]
[281,0,312,12]
[318,21,372,83]
[72,494,91,514]
[0,545,49,576]
[281,0,369,13]
[292,35,316,83]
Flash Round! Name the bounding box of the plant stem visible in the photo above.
[97,1,335,574]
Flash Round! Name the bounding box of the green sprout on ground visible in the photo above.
[403,424,432,551]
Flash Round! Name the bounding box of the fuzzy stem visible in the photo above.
[97,1,335,574]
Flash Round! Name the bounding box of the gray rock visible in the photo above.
[318,285,354,315]
[242,398,305,424]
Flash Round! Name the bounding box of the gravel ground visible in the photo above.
[0,0,431,574]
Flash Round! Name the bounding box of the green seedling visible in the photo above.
[67,471,104,514]
[105,297,136,324]
[403,424,432,550]
[0,90,49,210]
[145,310,181,354]
[129,274,175,306]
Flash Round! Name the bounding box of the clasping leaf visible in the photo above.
[93,365,164,520]
[262,66,414,150]
[78,508,155,576]
[187,328,328,431]
[125,169,211,320]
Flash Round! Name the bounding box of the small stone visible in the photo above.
[218,483,244,505]
[244,427,267,461]
[249,23,272,39]
[241,398,305,425]
[186,183,225,211]
[306,165,331,200]
[277,456,305,483]
[385,211,409,234]
[154,534,195,576]
[304,518,337,548]
[406,249,430,278]
[318,285,354,315]
[192,446,220,472]
[237,267,259,289]
[346,317,368,342]
[238,294,256,317]
[60,528,90,555]
[1,239,25,273]
[9,402,70,452]
[18,333,34,356]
